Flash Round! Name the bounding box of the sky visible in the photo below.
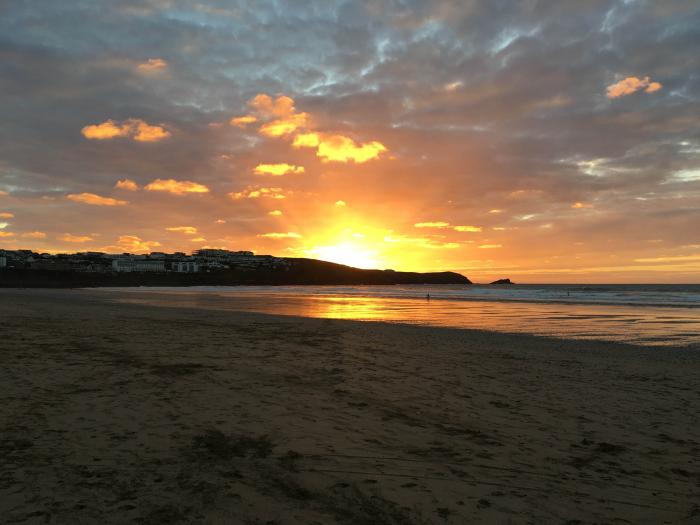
[0,0,699,283]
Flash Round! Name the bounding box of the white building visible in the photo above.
[173,261,199,273]
[112,259,165,272]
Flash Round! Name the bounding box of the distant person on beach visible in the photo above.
[426,293,430,301]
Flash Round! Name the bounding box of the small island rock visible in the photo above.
[490,278,513,285]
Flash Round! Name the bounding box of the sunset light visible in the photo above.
[0,2,697,284]
[306,241,381,270]
[2,5,699,524]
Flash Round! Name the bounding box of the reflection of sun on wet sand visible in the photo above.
[1,289,699,524]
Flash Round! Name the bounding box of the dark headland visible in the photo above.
[490,278,513,284]
[0,249,471,287]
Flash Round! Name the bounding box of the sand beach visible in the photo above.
[1,289,699,524]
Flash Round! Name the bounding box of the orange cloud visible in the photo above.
[137,58,168,71]
[166,226,198,234]
[315,135,386,163]
[0,231,15,238]
[115,179,139,191]
[479,244,503,249]
[116,235,161,253]
[268,210,282,216]
[292,132,321,148]
[131,120,170,142]
[229,186,287,200]
[258,232,301,239]
[21,231,46,239]
[572,202,593,209]
[250,94,295,117]
[60,233,93,243]
[415,221,450,228]
[81,120,131,140]
[454,225,482,232]
[67,193,128,206]
[259,113,309,137]
[145,179,209,195]
[230,115,257,127]
[0,191,8,196]
[335,200,346,207]
[254,163,305,176]
[232,94,309,137]
[489,209,503,214]
[606,76,663,99]
[234,93,387,163]
[81,119,170,142]
[0,212,13,218]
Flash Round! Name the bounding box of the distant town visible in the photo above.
[0,249,293,273]
[0,248,471,287]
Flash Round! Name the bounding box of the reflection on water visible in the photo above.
[104,286,700,347]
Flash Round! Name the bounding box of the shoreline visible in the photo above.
[2,289,699,523]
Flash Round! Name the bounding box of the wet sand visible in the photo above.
[1,289,699,524]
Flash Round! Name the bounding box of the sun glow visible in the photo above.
[306,241,381,269]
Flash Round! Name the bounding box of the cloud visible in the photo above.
[335,200,346,207]
[292,132,321,148]
[166,226,198,234]
[81,120,130,140]
[145,179,209,195]
[0,191,8,197]
[606,76,663,99]
[116,235,161,253]
[250,94,295,117]
[254,163,305,176]
[81,119,170,142]
[230,115,257,127]
[229,186,287,200]
[635,253,700,263]
[67,193,128,206]
[0,212,13,218]
[0,231,15,238]
[21,231,46,239]
[137,58,168,71]
[268,210,282,216]
[235,94,386,162]
[131,120,170,142]
[232,93,309,137]
[489,209,503,214]
[314,135,387,163]
[415,221,450,228]
[259,113,309,137]
[479,244,503,249]
[572,202,593,209]
[115,179,139,191]
[0,222,8,229]
[258,232,301,239]
[60,233,93,243]
[454,225,482,232]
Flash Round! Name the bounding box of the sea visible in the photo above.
[104,284,700,348]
